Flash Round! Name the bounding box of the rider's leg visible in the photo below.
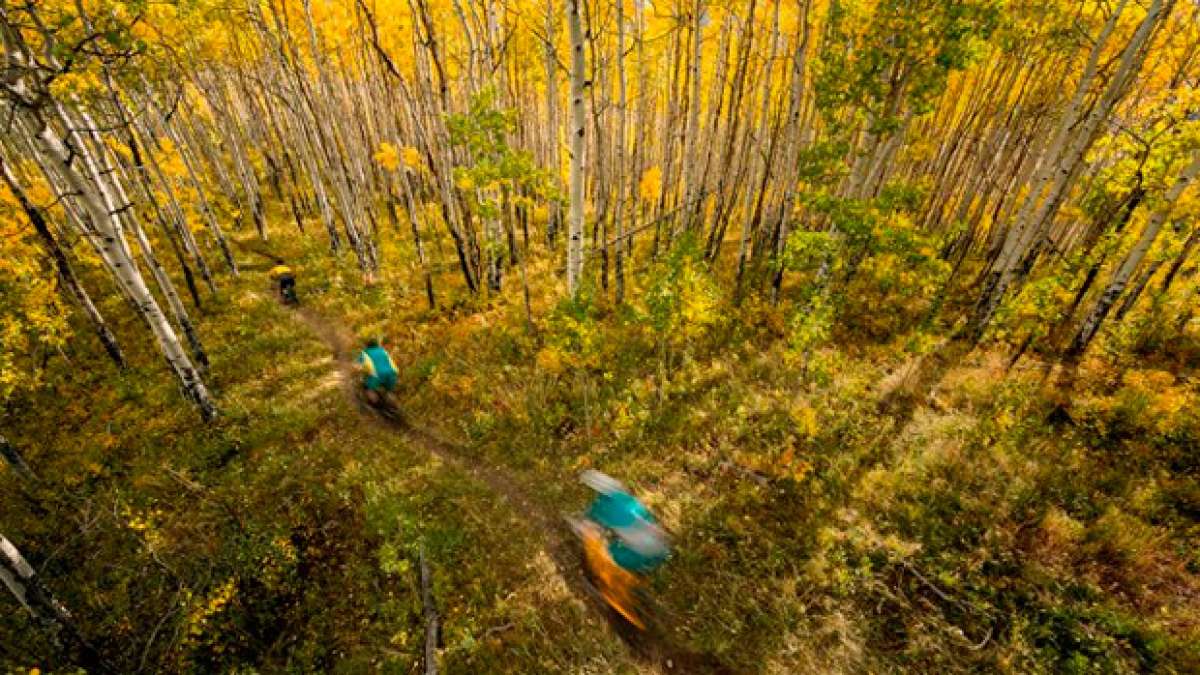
[381,372,398,396]
[607,568,643,628]
[363,374,383,405]
[582,524,645,628]
[581,521,607,583]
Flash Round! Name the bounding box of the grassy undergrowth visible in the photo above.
[1,256,635,673]
[4,216,1199,673]
[274,222,1200,673]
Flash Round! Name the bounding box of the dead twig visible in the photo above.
[900,561,995,651]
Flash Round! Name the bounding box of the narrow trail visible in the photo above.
[290,304,732,674]
[234,242,732,673]
[291,302,575,568]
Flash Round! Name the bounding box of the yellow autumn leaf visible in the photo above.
[789,404,819,439]
[401,146,423,170]
[374,142,401,172]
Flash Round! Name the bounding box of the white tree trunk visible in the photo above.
[1069,151,1200,355]
[680,0,706,234]
[1,534,109,672]
[969,0,1165,340]
[613,0,629,303]
[140,92,238,276]
[770,0,812,304]
[0,435,36,481]
[544,0,563,244]
[22,110,218,421]
[566,0,587,296]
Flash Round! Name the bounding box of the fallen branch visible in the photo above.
[900,561,994,651]
[718,460,772,488]
[480,622,515,640]
[419,544,439,675]
[0,435,36,482]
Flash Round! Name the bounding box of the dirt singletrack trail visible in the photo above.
[290,302,567,557]
[288,303,732,674]
[234,242,732,672]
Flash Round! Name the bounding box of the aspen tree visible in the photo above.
[1068,151,1200,356]
[969,0,1168,341]
[566,0,587,296]
[1,11,219,420]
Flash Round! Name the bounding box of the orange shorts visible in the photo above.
[580,522,644,629]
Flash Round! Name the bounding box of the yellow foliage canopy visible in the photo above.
[0,200,70,402]
[638,166,662,203]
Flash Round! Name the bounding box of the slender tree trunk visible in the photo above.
[680,0,705,235]
[399,176,436,309]
[1,535,112,673]
[1113,258,1163,323]
[21,108,217,421]
[129,217,210,370]
[0,435,36,481]
[613,0,629,304]
[0,157,127,370]
[139,88,239,276]
[545,0,563,246]
[1160,225,1199,293]
[566,0,587,296]
[770,0,812,305]
[1068,151,1200,357]
[419,545,439,675]
[970,0,1166,341]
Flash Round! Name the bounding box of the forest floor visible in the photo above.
[263,246,730,673]
[4,225,1199,674]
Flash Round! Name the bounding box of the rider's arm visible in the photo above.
[356,351,377,376]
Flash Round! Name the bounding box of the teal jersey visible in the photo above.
[357,346,398,377]
[587,491,669,573]
[587,491,654,530]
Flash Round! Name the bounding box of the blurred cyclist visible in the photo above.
[355,338,399,406]
[572,469,670,629]
[269,261,297,304]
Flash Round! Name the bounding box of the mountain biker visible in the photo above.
[269,262,296,303]
[356,338,399,406]
[576,469,670,629]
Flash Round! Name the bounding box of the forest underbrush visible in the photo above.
[2,251,639,673]
[4,218,1199,673]
[209,223,1200,673]
[5,0,1200,671]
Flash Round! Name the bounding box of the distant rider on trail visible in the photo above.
[356,338,399,406]
[269,262,297,304]
[573,469,670,629]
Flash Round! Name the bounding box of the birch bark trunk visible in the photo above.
[1,535,111,673]
[544,0,563,245]
[1068,151,1200,357]
[969,0,1166,341]
[21,109,218,421]
[566,0,587,296]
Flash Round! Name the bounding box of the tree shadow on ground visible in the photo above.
[877,337,975,428]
